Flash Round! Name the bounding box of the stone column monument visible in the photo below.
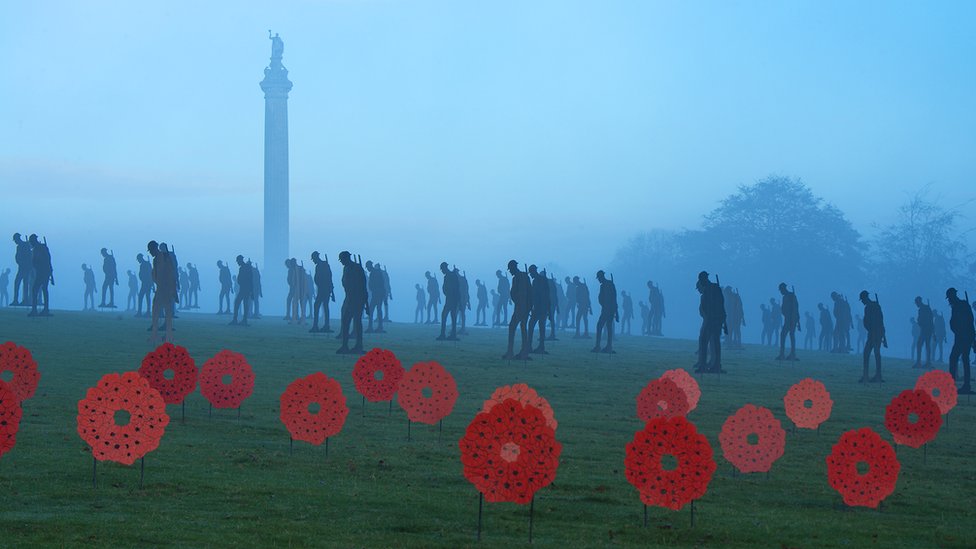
[260,31,292,302]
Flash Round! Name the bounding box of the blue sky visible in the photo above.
[1,1,974,314]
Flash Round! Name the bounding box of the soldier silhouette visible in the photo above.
[909,317,920,359]
[527,265,550,354]
[859,291,886,383]
[366,261,387,333]
[768,298,782,347]
[149,240,176,344]
[251,262,263,319]
[803,311,816,350]
[188,263,201,309]
[457,269,471,335]
[177,267,189,310]
[475,279,489,326]
[494,270,511,327]
[573,276,592,339]
[759,304,772,346]
[946,288,974,393]
[381,265,392,322]
[933,309,946,362]
[0,267,9,307]
[546,273,560,340]
[82,263,97,311]
[126,269,138,312]
[27,235,53,317]
[136,253,153,317]
[284,258,299,321]
[502,260,532,360]
[554,276,567,332]
[425,271,440,324]
[639,301,649,335]
[294,262,310,325]
[216,260,232,314]
[776,283,800,361]
[337,251,368,354]
[647,280,666,336]
[694,271,726,373]
[309,252,335,333]
[563,276,577,329]
[855,314,866,349]
[913,296,934,368]
[229,255,253,326]
[437,262,460,341]
[722,287,740,348]
[620,290,634,336]
[414,283,426,324]
[11,233,33,306]
[831,292,853,353]
[818,302,833,351]
[161,243,180,319]
[98,248,118,308]
[592,271,618,353]
[490,289,500,326]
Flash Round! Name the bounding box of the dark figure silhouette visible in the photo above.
[366,261,387,333]
[933,309,947,362]
[859,291,886,383]
[162,243,180,318]
[437,262,460,341]
[818,302,833,351]
[149,240,176,344]
[188,263,201,309]
[457,270,471,335]
[178,267,189,310]
[137,253,153,317]
[425,271,440,324]
[776,283,800,361]
[527,266,550,354]
[723,286,742,349]
[620,290,634,336]
[494,270,511,327]
[337,251,368,354]
[28,235,53,317]
[574,276,591,338]
[503,260,532,360]
[98,248,118,308]
[251,262,263,319]
[563,276,577,329]
[855,314,866,349]
[0,267,9,307]
[639,301,649,335]
[304,266,315,321]
[126,269,138,312]
[803,311,816,350]
[731,288,745,348]
[909,318,920,359]
[694,271,726,373]
[913,296,934,368]
[309,252,335,333]
[82,263,97,311]
[475,279,489,326]
[414,283,426,324]
[285,258,299,321]
[831,292,853,353]
[647,280,665,336]
[217,260,233,314]
[946,288,974,394]
[229,255,253,326]
[382,265,392,322]
[490,289,500,326]
[545,274,559,340]
[11,233,33,306]
[759,304,772,346]
[592,271,619,353]
[768,298,782,347]
[554,277,567,331]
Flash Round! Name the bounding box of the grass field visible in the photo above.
[0,308,973,548]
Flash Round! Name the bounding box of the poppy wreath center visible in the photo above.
[501,441,521,463]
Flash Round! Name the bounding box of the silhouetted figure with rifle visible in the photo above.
[527,265,550,354]
[724,286,745,349]
[337,251,367,354]
[859,290,886,383]
[933,309,947,362]
[187,263,201,309]
[475,279,488,326]
[768,298,781,347]
[148,240,176,344]
[803,311,816,350]
[381,265,392,322]
[178,267,189,310]
[97,248,118,308]
[309,252,335,333]
[553,276,567,332]
[414,283,426,324]
[82,263,97,311]
[27,234,53,317]
[831,292,853,353]
[251,262,263,319]
[946,287,974,394]
[126,269,138,312]
[502,260,532,360]
[776,283,800,361]
[592,271,619,353]
[694,271,726,373]
[137,253,153,317]
[574,276,591,338]
[11,233,33,306]
[437,262,460,341]
[760,304,772,346]
[366,261,387,333]
[216,260,233,314]
[425,271,440,324]
[490,289,500,326]
[284,258,299,321]
[818,302,833,351]
[494,270,511,327]
[457,269,471,335]
[647,280,665,336]
[913,296,934,368]
[620,290,634,336]
[229,255,253,327]
[563,276,577,329]
[545,273,559,340]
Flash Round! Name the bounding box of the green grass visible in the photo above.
[0,308,973,548]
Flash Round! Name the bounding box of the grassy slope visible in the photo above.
[0,308,973,548]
